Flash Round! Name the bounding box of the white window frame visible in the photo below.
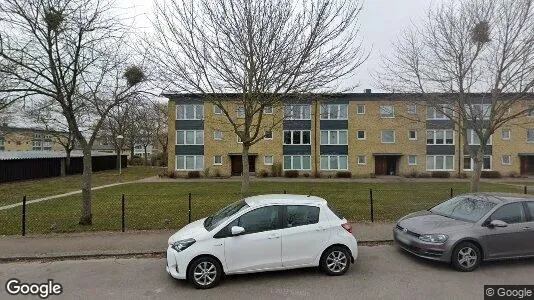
[426,155,455,171]
[264,130,273,140]
[501,155,512,165]
[501,128,511,140]
[213,155,222,166]
[320,130,348,145]
[283,130,311,145]
[213,131,223,140]
[263,106,273,114]
[357,155,366,165]
[463,155,492,171]
[407,104,417,115]
[176,155,204,171]
[176,104,204,120]
[284,105,311,120]
[264,155,274,166]
[213,105,222,115]
[237,106,245,118]
[467,129,492,145]
[356,104,366,115]
[176,130,204,145]
[320,104,348,120]
[465,104,491,120]
[283,155,311,170]
[426,130,455,145]
[320,155,349,171]
[426,105,451,120]
[357,130,366,140]
[408,155,417,166]
[408,130,417,141]
[379,105,395,118]
[381,130,395,144]
[527,129,534,143]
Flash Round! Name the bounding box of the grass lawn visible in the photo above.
[0,181,527,236]
[0,166,162,207]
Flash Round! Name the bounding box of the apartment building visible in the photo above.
[0,125,67,152]
[165,93,534,177]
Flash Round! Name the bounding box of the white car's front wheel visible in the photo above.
[320,246,351,276]
[188,257,222,289]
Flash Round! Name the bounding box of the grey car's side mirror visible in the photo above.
[231,226,245,235]
[489,220,508,228]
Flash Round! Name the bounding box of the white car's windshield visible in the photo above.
[204,200,249,231]
[430,196,496,222]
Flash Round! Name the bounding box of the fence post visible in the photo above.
[283,190,287,194]
[21,195,26,236]
[525,186,528,194]
[188,193,192,224]
[450,187,454,198]
[369,189,374,223]
[121,194,125,232]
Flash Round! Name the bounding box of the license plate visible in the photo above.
[397,232,411,245]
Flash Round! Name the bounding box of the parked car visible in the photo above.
[166,194,357,289]
[394,193,534,271]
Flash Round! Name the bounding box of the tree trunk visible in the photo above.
[470,149,484,192]
[79,147,93,225]
[144,146,148,165]
[65,148,71,172]
[241,145,250,195]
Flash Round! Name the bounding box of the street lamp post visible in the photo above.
[117,135,124,175]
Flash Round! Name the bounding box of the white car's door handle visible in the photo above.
[315,227,326,232]
[522,227,531,231]
[268,234,280,239]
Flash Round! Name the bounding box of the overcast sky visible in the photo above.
[123,0,433,93]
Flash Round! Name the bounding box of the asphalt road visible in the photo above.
[1,245,534,300]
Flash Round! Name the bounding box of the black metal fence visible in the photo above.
[3,185,532,236]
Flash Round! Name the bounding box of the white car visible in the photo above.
[165,194,358,289]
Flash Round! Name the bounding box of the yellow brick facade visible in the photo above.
[0,127,67,152]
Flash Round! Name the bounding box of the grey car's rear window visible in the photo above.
[430,196,496,222]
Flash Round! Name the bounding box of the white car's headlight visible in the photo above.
[418,234,448,244]
[170,238,196,252]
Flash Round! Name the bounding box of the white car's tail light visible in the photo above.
[342,223,352,233]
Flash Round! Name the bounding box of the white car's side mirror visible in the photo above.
[231,226,245,235]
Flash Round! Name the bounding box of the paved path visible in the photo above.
[1,245,533,300]
[0,222,394,260]
[0,180,139,211]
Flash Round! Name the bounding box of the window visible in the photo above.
[357,155,366,165]
[213,131,223,140]
[320,155,348,170]
[463,155,492,171]
[32,140,42,151]
[502,155,512,165]
[320,104,348,120]
[380,105,394,118]
[426,130,454,145]
[426,105,451,120]
[214,155,222,165]
[488,203,525,224]
[426,155,454,171]
[176,155,204,170]
[467,129,492,145]
[284,105,311,120]
[264,155,273,165]
[320,130,348,145]
[283,130,311,145]
[407,104,417,114]
[526,202,534,220]
[283,155,311,170]
[214,105,222,115]
[0,137,4,151]
[264,131,273,140]
[466,104,491,120]
[356,104,366,115]
[409,130,417,140]
[381,130,395,144]
[408,155,417,166]
[263,106,273,114]
[528,129,534,143]
[502,128,511,140]
[285,206,320,228]
[177,104,203,120]
[237,106,245,118]
[176,130,204,145]
[238,206,281,234]
[357,130,366,140]
[527,106,534,117]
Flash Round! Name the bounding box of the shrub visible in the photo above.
[151,152,167,167]
[187,171,201,178]
[418,172,431,178]
[258,169,270,178]
[457,172,468,179]
[303,173,310,178]
[336,171,352,178]
[272,163,282,177]
[158,169,177,179]
[481,171,501,178]
[214,169,221,178]
[404,170,418,178]
[129,156,144,166]
[509,171,519,178]
[369,173,376,178]
[284,170,299,178]
[431,171,450,178]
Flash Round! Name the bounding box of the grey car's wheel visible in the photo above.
[451,242,481,272]
[188,257,222,289]
[320,246,351,276]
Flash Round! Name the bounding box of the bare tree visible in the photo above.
[0,0,145,225]
[148,0,367,193]
[153,101,168,166]
[377,0,534,192]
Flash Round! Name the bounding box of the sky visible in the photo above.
[123,0,433,93]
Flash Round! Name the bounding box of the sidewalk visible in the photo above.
[0,222,394,261]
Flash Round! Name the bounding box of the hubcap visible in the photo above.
[193,261,217,286]
[326,251,347,273]
[458,247,477,268]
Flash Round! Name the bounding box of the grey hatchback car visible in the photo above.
[394,193,534,271]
